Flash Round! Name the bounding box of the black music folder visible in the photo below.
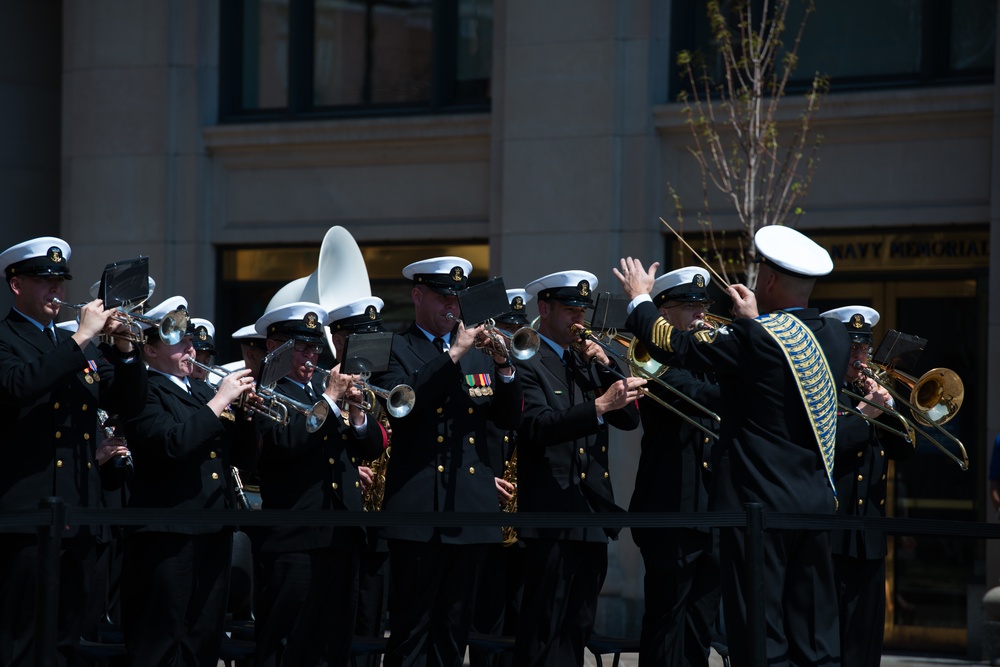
[99,256,149,309]
[258,339,294,389]
[872,330,926,373]
[340,331,394,375]
[589,292,631,332]
[456,277,510,326]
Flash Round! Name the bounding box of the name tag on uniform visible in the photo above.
[465,374,493,397]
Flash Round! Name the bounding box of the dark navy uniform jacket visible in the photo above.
[629,367,720,548]
[0,309,147,536]
[515,342,640,543]
[123,373,256,534]
[831,405,913,559]
[372,322,523,544]
[627,302,849,515]
[256,377,386,553]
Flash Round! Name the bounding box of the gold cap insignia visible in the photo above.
[850,313,865,329]
[578,280,590,297]
[366,305,377,320]
[48,247,64,263]
[694,274,705,288]
[305,312,318,329]
[512,296,524,311]
[197,327,208,341]
[451,266,464,282]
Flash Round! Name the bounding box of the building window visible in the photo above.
[220,0,492,121]
[669,0,996,98]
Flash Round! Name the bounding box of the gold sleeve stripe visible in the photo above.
[651,318,675,352]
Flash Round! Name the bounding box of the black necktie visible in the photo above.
[47,326,58,346]
[433,337,446,354]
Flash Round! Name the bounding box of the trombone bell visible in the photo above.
[884,366,964,427]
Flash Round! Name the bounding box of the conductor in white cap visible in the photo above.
[615,226,850,666]
[0,237,147,666]
[821,306,912,667]
[373,256,523,667]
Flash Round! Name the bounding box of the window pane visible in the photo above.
[951,0,997,71]
[456,0,492,101]
[793,0,922,79]
[242,0,289,109]
[313,0,433,107]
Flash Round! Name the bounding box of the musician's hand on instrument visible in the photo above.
[613,257,659,300]
[322,364,356,402]
[859,383,892,419]
[72,299,113,346]
[358,465,374,492]
[495,476,514,503]
[595,376,646,416]
[96,436,130,467]
[213,368,254,410]
[577,337,610,367]
[728,284,759,319]
[449,322,480,361]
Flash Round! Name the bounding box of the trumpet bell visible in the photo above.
[158,308,190,346]
[305,400,330,433]
[384,385,416,418]
[509,327,540,360]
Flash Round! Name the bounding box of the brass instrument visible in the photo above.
[361,406,392,512]
[97,408,134,472]
[695,313,732,330]
[856,361,968,470]
[444,313,540,363]
[500,444,518,546]
[231,466,253,511]
[182,356,290,426]
[574,326,721,440]
[837,382,916,446]
[255,384,330,433]
[54,298,189,345]
[305,362,416,418]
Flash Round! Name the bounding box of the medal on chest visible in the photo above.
[465,373,492,397]
[83,360,100,385]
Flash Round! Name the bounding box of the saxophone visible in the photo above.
[361,407,392,512]
[500,445,518,546]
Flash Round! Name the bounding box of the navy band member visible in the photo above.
[629,267,722,667]
[188,317,216,384]
[233,323,267,380]
[252,302,387,667]
[822,305,913,667]
[120,295,256,666]
[372,256,523,667]
[0,237,147,667]
[327,296,393,666]
[513,271,643,667]
[614,226,850,667]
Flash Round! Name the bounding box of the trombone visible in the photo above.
[181,356,290,427]
[573,325,722,440]
[837,382,916,446]
[54,298,189,345]
[856,361,969,470]
[305,362,416,419]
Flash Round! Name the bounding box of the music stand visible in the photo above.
[341,332,394,375]
[258,339,294,389]
[589,293,631,333]
[99,256,149,309]
[456,277,510,326]
[872,330,926,374]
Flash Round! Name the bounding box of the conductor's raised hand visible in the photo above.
[613,257,659,301]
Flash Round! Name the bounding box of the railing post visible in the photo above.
[745,502,766,667]
[35,497,65,667]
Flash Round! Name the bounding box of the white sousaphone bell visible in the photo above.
[265,226,374,356]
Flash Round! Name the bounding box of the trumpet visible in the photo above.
[856,361,968,470]
[694,313,732,331]
[181,356,294,427]
[444,313,540,363]
[573,325,721,439]
[54,298,189,345]
[305,362,416,418]
[256,384,330,433]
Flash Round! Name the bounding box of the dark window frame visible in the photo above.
[668,0,995,100]
[219,0,491,123]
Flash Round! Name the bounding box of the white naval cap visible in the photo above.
[525,270,598,307]
[402,256,473,294]
[255,301,330,341]
[820,305,880,343]
[0,237,72,281]
[328,296,385,333]
[190,318,216,352]
[651,266,712,307]
[754,225,833,278]
[497,289,532,325]
[232,323,266,350]
[90,276,156,301]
